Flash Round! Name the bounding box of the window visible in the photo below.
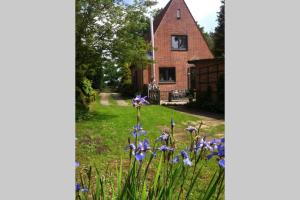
[159,67,176,83]
[171,35,188,51]
[176,9,181,19]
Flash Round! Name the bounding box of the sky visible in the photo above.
[124,0,222,32]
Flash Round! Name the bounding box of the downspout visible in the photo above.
[150,16,155,82]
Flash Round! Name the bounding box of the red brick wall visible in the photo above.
[143,0,213,100]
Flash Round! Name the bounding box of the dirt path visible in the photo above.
[111,93,129,106]
[167,105,224,127]
[99,92,129,106]
[99,93,110,106]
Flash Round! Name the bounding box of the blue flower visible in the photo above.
[207,140,225,161]
[172,155,179,164]
[81,188,89,192]
[158,145,174,152]
[185,126,198,133]
[142,139,151,151]
[172,150,193,166]
[217,144,225,157]
[132,95,149,107]
[219,159,225,168]
[155,132,169,143]
[75,183,81,192]
[127,143,136,151]
[195,138,223,153]
[133,139,151,162]
[135,152,146,161]
[75,161,80,168]
[180,150,189,159]
[132,124,147,137]
[183,158,193,166]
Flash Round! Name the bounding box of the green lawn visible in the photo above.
[76,95,224,199]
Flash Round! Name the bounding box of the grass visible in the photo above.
[76,94,224,199]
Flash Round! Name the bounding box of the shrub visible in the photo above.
[76,78,97,121]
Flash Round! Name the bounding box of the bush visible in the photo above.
[76,78,97,121]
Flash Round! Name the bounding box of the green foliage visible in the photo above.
[198,24,215,53]
[76,0,153,99]
[213,0,225,57]
[112,1,153,95]
[76,131,224,200]
[76,78,97,121]
[118,62,137,96]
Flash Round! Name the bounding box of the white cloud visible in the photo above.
[152,0,222,32]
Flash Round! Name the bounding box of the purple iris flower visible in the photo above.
[155,132,169,142]
[180,150,189,159]
[81,188,89,192]
[158,145,174,152]
[75,183,81,192]
[127,143,136,151]
[132,95,149,107]
[194,138,213,152]
[207,141,225,161]
[132,124,147,137]
[219,159,225,168]
[185,126,198,133]
[75,161,80,167]
[142,139,151,151]
[173,155,179,164]
[183,158,193,166]
[135,152,146,161]
[217,144,225,157]
[133,139,151,162]
[171,150,193,166]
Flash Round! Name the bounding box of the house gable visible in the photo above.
[153,0,213,58]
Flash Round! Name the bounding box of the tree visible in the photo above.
[213,0,224,57]
[76,0,153,111]
[197,24,215,53]
[112,1,153,93]
[76,0,122,113]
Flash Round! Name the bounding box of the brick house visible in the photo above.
[188,58,224,112]
[132,0,214,100]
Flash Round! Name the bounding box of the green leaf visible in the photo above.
[153,153,163,196]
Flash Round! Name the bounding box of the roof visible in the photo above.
[153,0,172,33]
[188,58,224,65]
[144,0,172,41]
[145,0,214,57]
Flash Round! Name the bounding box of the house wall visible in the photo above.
[144,0,213,100]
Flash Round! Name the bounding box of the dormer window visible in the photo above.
[176,9,181,19]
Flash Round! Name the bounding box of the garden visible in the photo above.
[76,94,225,199]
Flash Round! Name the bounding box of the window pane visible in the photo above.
[159,68,176,82]
[171,36,187,50]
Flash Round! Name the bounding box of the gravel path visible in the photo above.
[99,92,129,106]
[99,93,110,106]
[111,93,129,106]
